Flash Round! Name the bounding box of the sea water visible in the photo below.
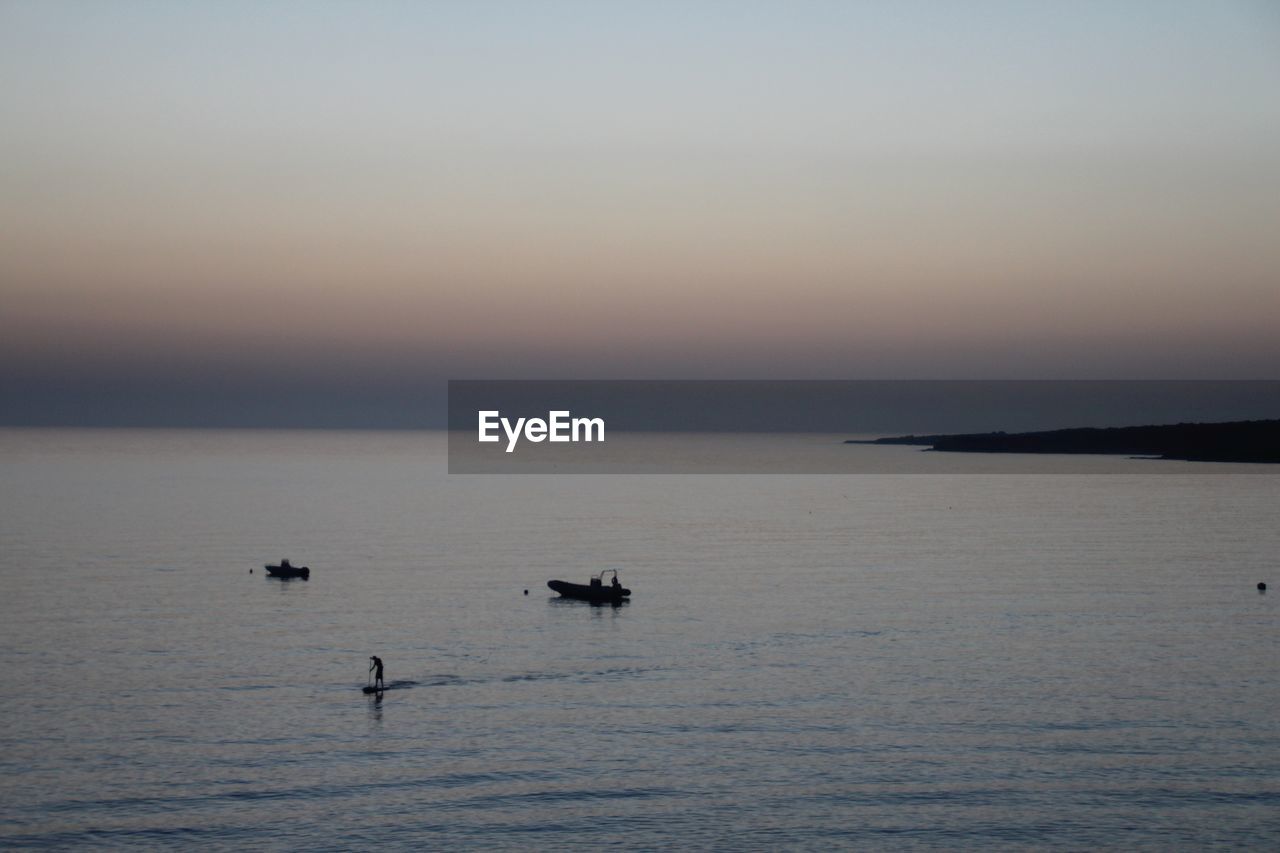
[0,429,1276,848]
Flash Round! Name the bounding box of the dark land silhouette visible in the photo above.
[849,419,1280,463]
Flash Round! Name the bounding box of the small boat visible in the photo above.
[264,558,310,579]
[547,569,630,604]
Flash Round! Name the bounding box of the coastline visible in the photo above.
[849,419,1280,463]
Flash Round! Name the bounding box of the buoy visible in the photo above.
[249,568,253,574]
[1258,582,1267,592]
[524,589,529,595]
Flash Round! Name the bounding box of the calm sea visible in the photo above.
[1,429,1276,849]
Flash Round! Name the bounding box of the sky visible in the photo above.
[2,1,1278,425]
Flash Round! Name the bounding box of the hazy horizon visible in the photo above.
[3,2,1278,425]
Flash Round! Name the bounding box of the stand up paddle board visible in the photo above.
[361,679,418,694]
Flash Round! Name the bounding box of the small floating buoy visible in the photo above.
[249,568,253,574]
[523,589,529,595]
[1258,582,1267,592]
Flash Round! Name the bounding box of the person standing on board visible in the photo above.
[369,655,384,690]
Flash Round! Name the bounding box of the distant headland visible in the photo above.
[848,419,1280,463]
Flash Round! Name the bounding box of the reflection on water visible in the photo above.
[0,429,1276,848]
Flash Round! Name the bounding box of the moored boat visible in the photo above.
[265,558,310,579]
[547,569,630,604]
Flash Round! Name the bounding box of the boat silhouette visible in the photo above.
[264,558,310,579]
[547,569,630,604]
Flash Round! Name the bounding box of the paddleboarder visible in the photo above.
[369,655,384,691]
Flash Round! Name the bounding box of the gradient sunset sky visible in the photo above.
[2,2,1278,424]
